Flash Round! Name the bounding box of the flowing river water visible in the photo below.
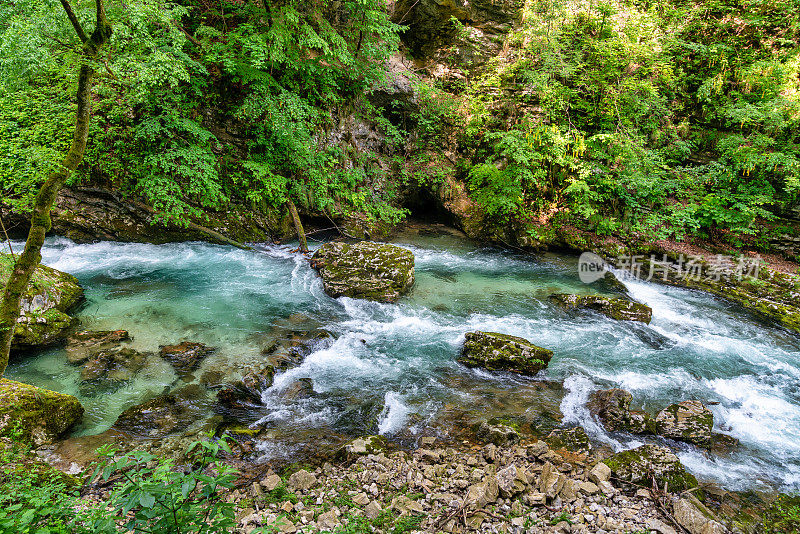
[5,226,800,493]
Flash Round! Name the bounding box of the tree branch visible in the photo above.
[59,0,88,43]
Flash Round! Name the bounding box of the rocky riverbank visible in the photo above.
[227,435,737,534]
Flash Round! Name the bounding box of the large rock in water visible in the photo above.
[0,378,84,446]
[655,400,714,447]
[1,254,83,350]
[588,388,654,434]
[550,293,652,323]
[310,241,415,303]
[603,444,699,493]
[458,331,552,375]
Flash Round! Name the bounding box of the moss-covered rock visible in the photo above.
[474,419,521,446]
[550,293,652,323]
[0,438,82,488]
[0,378,84,446]
[458,331,553,376]
[1,254,84,351]
[603,444,699,493]
[310,241,415,303]
[655,400,714,448]
[79,347,148,396]
[336,435,388,462]
[587,388,655,434]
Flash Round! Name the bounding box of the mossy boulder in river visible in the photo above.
[0,378,84,446]
[1,254,83,350]
[655,400,714,447]
[550,293,652,323]
[603,444,699,493]
[458,331,552,376]
[310,241,415,303]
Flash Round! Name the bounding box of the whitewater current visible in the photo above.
[5,229,800,492]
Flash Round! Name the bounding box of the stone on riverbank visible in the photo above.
[0,378,83,446]
[603,444,699,493]
[310,241,415,303]
[1,254,84,351]
[458,331,552,375]
[550,293,652,323]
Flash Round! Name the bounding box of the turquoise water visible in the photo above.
[5,229,800,492]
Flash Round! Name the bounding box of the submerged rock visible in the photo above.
[160,342,214,378]
[0,378,84,446]
[310,241,415,303]
[459,331,553,376]
[1,254,83,351]
[79,347,148,396]
[217,364,276,411]
[588,388,654,434]
[65,329,130,364]
[113,384,211,437]
[603,444,699,493]
[550,293,652,323]
[655,400,715,447]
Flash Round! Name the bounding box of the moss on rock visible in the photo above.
[550,293,652,323]
[655,400,714,448]
[0,378,84,446]
[1,253,84,351]
[310,241,415,303]
[603,444,699,494]
[458,331,553,376]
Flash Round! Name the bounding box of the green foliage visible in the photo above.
[764,494,800,533]
[456,0,800,241]
[90,436,238,533]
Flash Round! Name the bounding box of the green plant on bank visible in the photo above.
[457,0,800,242]
[89,435,238,534]
[764,494,800,533]
[549,510,574,525]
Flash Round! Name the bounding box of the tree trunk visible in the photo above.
[286,200,309,254]
[0,0,112,375]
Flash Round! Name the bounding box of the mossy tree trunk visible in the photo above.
[0,0,112,376]
[286,199,309,254]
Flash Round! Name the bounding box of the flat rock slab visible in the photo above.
[310,241,415,303]
[458,331,552,375]
[550,293,652,323]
